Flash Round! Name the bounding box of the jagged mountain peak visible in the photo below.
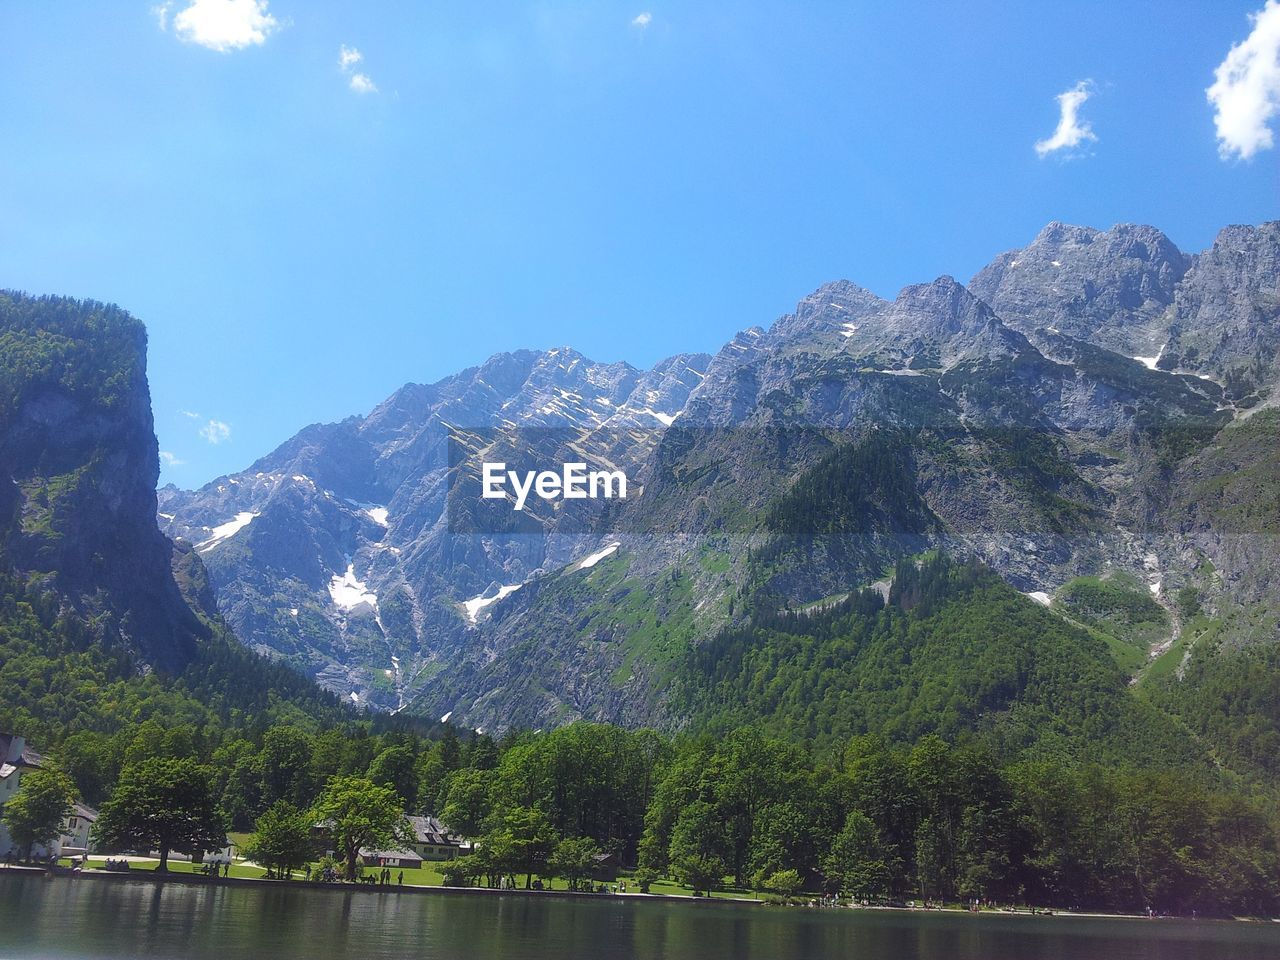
[893,274,984,315]
[1032,220,1101,245]
[970,221,1189,360]
[762,280,887,349]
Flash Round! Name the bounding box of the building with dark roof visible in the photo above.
[405,815,468,860]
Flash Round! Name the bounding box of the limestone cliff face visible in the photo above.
[155,221,1279,732]
[0,291,207,672]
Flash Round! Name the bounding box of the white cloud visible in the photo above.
[159,451,186,467]
[1207,0,1280,160]
[339,44,377,93]
[167,0,279,53]
[339,45,363,70]
[180,409,201,419]
[631,12,653,29]
[1035,81,1097,158]
[199,419,232,444]
[152,3,173,31]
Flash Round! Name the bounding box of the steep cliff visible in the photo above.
[0,291,207,672]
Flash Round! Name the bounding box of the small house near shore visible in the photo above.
[590,852,619,882]
[404,815,468,861]
[360,847,424,869]
[55,802,99,857]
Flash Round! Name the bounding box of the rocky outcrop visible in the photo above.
[970,222,1188,360]
[0,292,208,672]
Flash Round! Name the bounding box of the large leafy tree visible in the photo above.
[93,757,226,871]
[440,768,492,838]
[258,727,316,810]
[668,799,728,896]
[547,836,601,891]
[822,811,891,899]
[243,801,315,880]
[484,805,557,889]
[2,767,76,861]
[311,776,409,881]
[367,746,418,810]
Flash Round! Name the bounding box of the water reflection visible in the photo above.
[2,875,1278,960]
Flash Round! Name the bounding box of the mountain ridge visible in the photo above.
[157,219,1280,732]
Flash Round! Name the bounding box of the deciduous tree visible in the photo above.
[310,776,409,881]
[93,757,226,872]
[2,767,76,861]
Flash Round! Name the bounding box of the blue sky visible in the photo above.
[2,1,1276,487]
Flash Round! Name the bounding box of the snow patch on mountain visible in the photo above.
[463,584,522,623]
[639,408,678,426]
[329,564,379,613]
[1133,345,1166,371]
[196,512,257,553]
[344,499,390,526]
[577,542,620,570]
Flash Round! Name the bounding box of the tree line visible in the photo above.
[9,718,1279,916]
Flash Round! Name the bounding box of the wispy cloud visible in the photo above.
[159,451,186,467]
[158,0,280,53]
[1208,0,1280,160]
[180,409,202,419]
[631,12,653,29]
[1035,81,1097,159]
[339,44,363,70]
[199,419,232,444]
[339,44,378,93]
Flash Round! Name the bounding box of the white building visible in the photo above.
[55,802,99,858]
[1,732,98,860]
[0,732,45,858]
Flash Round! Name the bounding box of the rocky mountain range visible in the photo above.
[157,220,1280,732]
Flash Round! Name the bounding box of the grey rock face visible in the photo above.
[970,222,1188,360]
[160,220,1279,730]
[1159,222,1280,401]
[159,346,712,709]
[1,292,209,673]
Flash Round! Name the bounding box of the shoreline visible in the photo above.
[8,866,1274,924]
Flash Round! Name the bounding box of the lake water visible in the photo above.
[3,874,1279,960]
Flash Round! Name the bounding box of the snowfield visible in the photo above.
[196,512,257,553]
[329,563,379,613]
[462,584,522,623]
[577,542,620,570]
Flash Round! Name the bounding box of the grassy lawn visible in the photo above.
[644,877,758,900]
[66,857,272,880]
[368,862,447,886]
[59,856,757,900]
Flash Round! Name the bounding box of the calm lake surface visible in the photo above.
[3,874,1280,960]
